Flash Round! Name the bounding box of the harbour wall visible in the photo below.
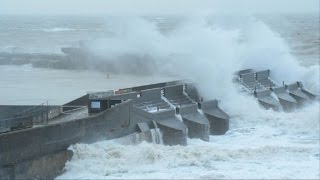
[0,100,139,179]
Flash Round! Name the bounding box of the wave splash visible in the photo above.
[57,134,319,179]
[85,15,319,99]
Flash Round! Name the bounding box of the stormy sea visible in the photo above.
[0,13,319,179]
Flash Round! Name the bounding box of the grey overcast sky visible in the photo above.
[0,0,319,14]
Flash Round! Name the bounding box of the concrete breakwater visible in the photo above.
[0,81,229,179]
[235,69,319,112]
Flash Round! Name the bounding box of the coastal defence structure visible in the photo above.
[235,69,318,111]
[0,81,229,179]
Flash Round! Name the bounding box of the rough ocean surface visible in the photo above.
[0,13,319,179]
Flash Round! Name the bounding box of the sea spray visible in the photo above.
[86,15,319,102]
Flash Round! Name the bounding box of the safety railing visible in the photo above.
[0,102,50,133]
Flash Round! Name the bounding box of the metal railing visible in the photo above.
[0,102,50,133]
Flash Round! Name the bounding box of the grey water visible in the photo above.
[0,13,318,67]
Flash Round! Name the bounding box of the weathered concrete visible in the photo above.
[114,128,162,145]
[137,122,150,132]
[254,89,281,111]
[272,86,297,111]
[0,100,134,167]
[256,70,269,81]
[0,100,140,179]
[240,72,265,92]
[178,104,210,141]
[1,150,72,180]
[131,106,188,145]
[163,84,211,141]
[139,88,162,102]
[130,80,186,92]
[297,82,318,100]
[286,83,309,105]
[200,100,229,135]
[164,84,184,98]
[156,119,187,146]
[185,83,201,102]
[237,69,317,111]
[256,70,277,88]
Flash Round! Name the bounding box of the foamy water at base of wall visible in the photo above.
[57,101,319,179]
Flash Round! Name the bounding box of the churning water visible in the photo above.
[0,13,319,179]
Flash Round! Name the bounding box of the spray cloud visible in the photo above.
[85,14,319,103]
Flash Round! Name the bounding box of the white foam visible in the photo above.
[57,123,319,179]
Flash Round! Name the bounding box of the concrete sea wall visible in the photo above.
[0,100,137,179]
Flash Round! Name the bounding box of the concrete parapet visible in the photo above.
[256,70,269,81]
[48,106,62,120]
[64,94,89,106]
[241,72,256,83]
[164,84,184,98]
[130,80,185,92]
[286,82,299,91]
[185,83,201,102]
[254,89,272,98]
[110,92,139,101]
[131,106,153,120]
[177,103,198,115]
[236,69,253,76]
[152,109,176,121]
[139,88,162,102]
